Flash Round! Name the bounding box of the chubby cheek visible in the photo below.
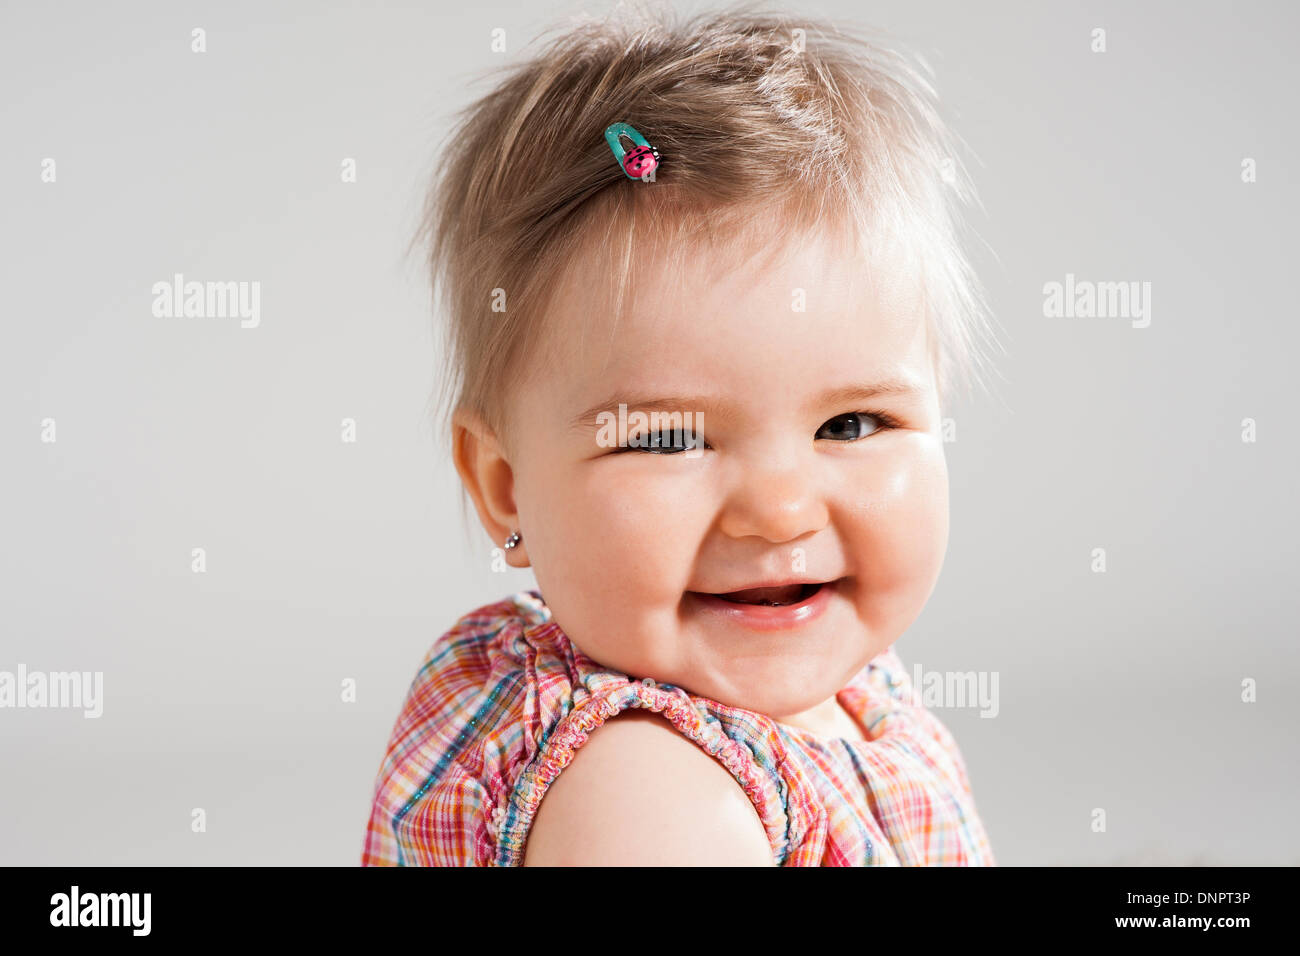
[840,439,950,642]
[519,462,709,666]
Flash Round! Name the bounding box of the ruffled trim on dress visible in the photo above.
[492,614,798,865]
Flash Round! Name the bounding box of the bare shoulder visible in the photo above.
[521,709,775,866]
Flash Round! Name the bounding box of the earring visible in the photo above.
[503,530,522,550]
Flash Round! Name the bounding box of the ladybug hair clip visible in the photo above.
[604,122,660,180]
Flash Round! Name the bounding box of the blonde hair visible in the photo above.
[416,1,1000,455]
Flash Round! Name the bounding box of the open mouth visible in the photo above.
[710,582,824,607]
[687,578,840,630]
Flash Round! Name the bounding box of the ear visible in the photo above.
[452,407,530,567]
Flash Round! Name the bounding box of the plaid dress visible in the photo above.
[362,590,996,866]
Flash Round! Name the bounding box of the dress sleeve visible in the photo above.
[360,594,529,867]
[363,757,494,866]
[490,675,798,866]
[862,645,998,866]
[864,646,974,791]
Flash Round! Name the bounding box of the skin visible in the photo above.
[454,224,949,740]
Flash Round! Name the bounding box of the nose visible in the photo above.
[716,461,830,544]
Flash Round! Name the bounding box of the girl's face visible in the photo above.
[501,229,948,727]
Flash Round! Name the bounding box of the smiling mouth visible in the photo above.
[686,579,841,631]
[705,582,826,607]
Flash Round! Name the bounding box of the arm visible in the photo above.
[521,709,776,866]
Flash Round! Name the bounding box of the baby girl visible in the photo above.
[363,7,999,866]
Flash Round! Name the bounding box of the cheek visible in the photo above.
[839,440,950,622]
[520,462,709,619]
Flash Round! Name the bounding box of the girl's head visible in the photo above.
[421,5,998,722]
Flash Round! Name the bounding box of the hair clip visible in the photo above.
[604,122,660,180]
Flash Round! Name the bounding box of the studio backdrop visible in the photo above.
[2,0,1297,865]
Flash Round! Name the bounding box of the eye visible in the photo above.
[816,411,895,442]
[629,430,709,455]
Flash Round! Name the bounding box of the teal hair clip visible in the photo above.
[604,122,661,180]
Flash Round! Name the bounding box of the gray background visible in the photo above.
[2,0,1297,865]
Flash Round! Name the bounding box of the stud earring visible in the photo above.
[503,530,522,550]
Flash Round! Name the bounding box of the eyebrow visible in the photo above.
[566,378,926,432]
